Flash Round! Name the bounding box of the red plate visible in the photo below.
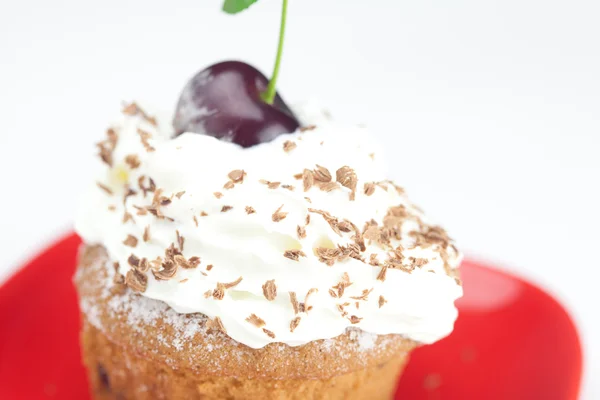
[0,234,582,399]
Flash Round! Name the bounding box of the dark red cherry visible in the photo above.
[173,61,300,147]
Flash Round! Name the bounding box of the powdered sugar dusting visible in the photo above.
[76,245,404,378]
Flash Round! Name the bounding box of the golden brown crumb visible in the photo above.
[206,316,226,333]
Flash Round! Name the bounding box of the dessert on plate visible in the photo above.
[74,2,462,399]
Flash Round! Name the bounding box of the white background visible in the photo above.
[0,0,598,397]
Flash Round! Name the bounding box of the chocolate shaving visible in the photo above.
[348,315,362,324]
[176,230,185,251]
[300,125,316,132]
[124,154,141,169]
[213,192,223,199]
[125,270,147,293]
[122,211,134,224]
[283,249,306,261]
[223,181,235,190]
[173,254,198,269]
[263,328,275,339]
[369,254,380,266]
[313,165,332,182]
[123,187,137,205]
[297,225,307,239]
[152,259,177,281]
[193,216,199,227]
[302,169,314,192]
[318,181,340,192]
[364,182,376,196]
[304,288,318,312]
[132,205,147,216]
[206,264,214,271]
[96,182,113,195]
[122,102,157,125]
[331,273,353,297]
[290,316,301,332]
[97,144,113,167]
[262,280,277,301]
[308,208,343,236]
[221,205,233,212]
[350,288,373,301]
[378,295,387,308]
[212,284,225,300]
[315,247,341,266]
[137,175,156,197]
[188,256,201,268]
[376,266,388,281]
[260,180,281,189]
[245,206,256,214]
[272,205,288,222]
[336,166,357,192]
[136,258,150,273]
[337,220,353,233]
[127,254,140,268]
[283,140,297,152]
[137,128,155,152]
[223,276,243,289]
[175,191,185,199]
[336,304,348,317]
[123,235,138,247]
[246,314,266,328]
[289,292,299,314]
[228,169,246,183]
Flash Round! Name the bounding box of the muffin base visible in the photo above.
[76,244,416,400]
[83,321,408,400]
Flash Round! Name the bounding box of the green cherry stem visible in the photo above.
[261,0,288,104]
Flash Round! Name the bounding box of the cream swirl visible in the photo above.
[75,103,463,349]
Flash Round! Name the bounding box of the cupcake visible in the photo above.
[75,7,462,397]
[75,95,462,399]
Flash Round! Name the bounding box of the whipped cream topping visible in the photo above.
[76,102,463,349]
